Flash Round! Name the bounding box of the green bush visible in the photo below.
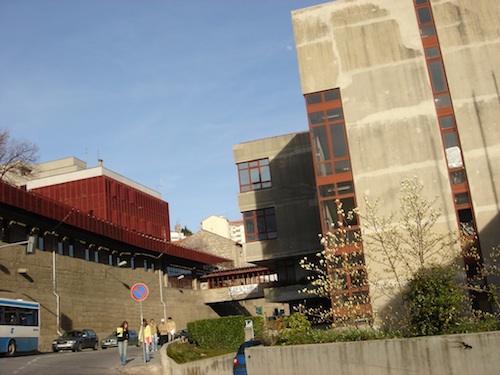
[404,265,467,336]
[187,316,264,351]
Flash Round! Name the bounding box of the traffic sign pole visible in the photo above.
[130,283,149,364]
[140,300,146,363]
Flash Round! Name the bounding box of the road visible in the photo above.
[0,346,161,375]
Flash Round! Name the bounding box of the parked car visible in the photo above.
[101,330,139,349]
[52,329,99,352]
[233,339,263,375]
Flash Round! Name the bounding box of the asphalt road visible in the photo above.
[0,346,161,375]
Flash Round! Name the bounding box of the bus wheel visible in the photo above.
[7,340,16,356]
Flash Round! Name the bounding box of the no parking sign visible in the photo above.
[130,283,149,301]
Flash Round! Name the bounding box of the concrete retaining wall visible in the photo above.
[0,245,219,352]
[246,331,500,375]
[161,342,233,375]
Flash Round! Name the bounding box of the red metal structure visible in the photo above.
[0,180,226,265]
[30,176,170,242]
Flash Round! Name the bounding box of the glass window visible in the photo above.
[420,25,436,38]
[435,93,451,108]
[330,123,348,158]
[326,108,343,122]
[321,200,339,230]
[244,208,277,242]
[276,259,296,282]
[319,184,335,198]
[324,89,340,102]
[425,47,440,59]
[332,270,348,290]
[439,115,455,129]
[458,209,475,236]
[330,255,344,269]
[69,244,74,257]
[340,197,358,226]
[306,93,322,105]
[450,169,466,184]
[455,192,469,206]
[334,160,351,174]
[347,252,364,267]
[238,158,272,192]
[316,162,333,177]
[309,111,326,125]
[58,242,64,255]
[415,0,428,5]
[350,269,367,289]
[417,7,432,24]
[429,61,447,93]
[337,181,354,195]
[85,248,90,261]
[312,126,331,162]
[443,131,463,168]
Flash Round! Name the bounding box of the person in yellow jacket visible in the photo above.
[138,318,152,362]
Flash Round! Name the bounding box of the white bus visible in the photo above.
[0,298,40,355]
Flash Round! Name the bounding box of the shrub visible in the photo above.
[404,265,467,336]
[187,316,264,351]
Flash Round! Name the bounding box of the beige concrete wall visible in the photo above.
[0,244,219,352]
[432,0,500,249]
[246,331,500,375]
[292,0,500,314]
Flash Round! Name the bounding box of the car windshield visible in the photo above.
[237,340,262,354]
[63,331,81,338]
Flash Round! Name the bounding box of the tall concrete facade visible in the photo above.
[291,0,499,316]
[233,0,499,323]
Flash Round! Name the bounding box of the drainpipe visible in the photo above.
[52,250,61,336]
[159,269,167,321]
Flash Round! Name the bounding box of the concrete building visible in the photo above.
[233,132,326,312]
[201,215,246,244]
[234,0,499,323]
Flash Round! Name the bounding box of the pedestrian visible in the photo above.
[117,321,129,365]
[158,318,168,346]
[166,317,176,342]
[150,319,158,351]
[138,318,152,362]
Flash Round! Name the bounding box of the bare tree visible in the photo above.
[0,128,39,183]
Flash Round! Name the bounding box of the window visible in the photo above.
[309,111,326,125]
[450,169,466,184]
[330,123,348,158]
[439,115,455,129]
[319,181,353,198]
[324,89,340,102]
[306,93,322,105]
[454,192,469,206]
[417,7,432,24]
[244,208,277,242]
[428,61,447,93]
[434,93,451,108]
[425,47,440,59]
[238,158,272,192]
[443,131,463,168]
[312,126,331,162]
[458,209,475,236]
[276,259,295,283]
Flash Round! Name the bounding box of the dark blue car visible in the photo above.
[233,339,263,375]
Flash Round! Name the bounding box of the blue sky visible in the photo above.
[0,0,324,232]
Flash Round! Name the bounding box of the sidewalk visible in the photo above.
[116,345,164,375]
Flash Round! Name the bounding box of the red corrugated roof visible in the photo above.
[0,181,229,265]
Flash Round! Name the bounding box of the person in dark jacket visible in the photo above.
[117,321,130,365]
